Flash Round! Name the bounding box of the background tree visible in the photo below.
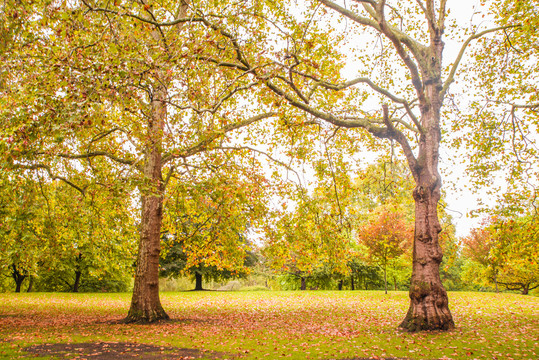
[0,173,49,292]
[490,216,539,295]
[358,205,413,294]
[462,214,539,295]
[160,166,269,291]
[462,222,502,292]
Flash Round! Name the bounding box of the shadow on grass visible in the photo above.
[24,342,232,359]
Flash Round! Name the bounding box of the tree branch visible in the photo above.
[57,151,137,167]
[441,25,517,97]
[315,77,424,133]
[13,164,87,196]
[80,0,204,27]
[162,112,276,163]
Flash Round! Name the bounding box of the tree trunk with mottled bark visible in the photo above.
[399,81,454,332]
[125,85,169,323]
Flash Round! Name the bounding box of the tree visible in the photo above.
[160,170,268,291]
[263,166,355,291]
[462,223,502,292]
[44,181,137,293]
[1,0,274,321]
[223,0,512,331]
[462,215,539,295]
[0,173,49,292]
[491,216,539,295]
[456,0,538,215]
[358,205,413,294]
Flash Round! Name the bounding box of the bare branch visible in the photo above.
[438,0,448,31]
[216,145,305,187]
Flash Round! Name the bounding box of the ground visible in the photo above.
[23,341,408,359]
[0,291,537,359]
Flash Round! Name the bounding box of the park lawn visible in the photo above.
[0,291,537,360]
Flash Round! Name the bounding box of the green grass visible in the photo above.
[0,291,537,359]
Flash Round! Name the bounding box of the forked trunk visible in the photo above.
[125,85,169,323]
[12,264,26,293]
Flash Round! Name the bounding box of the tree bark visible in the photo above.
[73,253,83,293]
[350,275,355,291]
[399,82,454,332]
[27,276,33,292]
[194,272,204,291]
[300,277,306,290]
[384,263,388,294]
[338,280,343,290]
[73,270,82,293]
[125,85,169,323]
[11,264,26,293]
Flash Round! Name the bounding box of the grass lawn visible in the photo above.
[0,291,537,359]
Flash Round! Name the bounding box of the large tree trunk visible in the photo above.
[338,280,343,291]
[399,83,454,332]
[125,85,169,323]
[194,272,204,291]
[350,275,355,290]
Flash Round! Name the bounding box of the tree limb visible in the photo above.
[441,25,517,97]
[162,112,276,163]
[13,164,87,196]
